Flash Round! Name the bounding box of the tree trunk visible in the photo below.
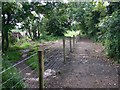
[33,29,35,40]
[4,13,11,51]
[5,30,9,51]
[37,26,40,39]
[33,26,37,40]
[2,28,5,53]
[38,30,40,38]
[2,13,5,53]
[28,29,32,39]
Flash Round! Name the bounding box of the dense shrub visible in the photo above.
[98,10,120,62]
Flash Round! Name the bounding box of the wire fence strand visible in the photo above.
[1,36,77,89]
[1,62,36,87]
[0,53,37,75]
[44,50,61,69]
[11,67,38,89]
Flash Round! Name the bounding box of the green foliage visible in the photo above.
[9,34,17,45]
[69,2,120,63]
[2,60,25,89]
[64,30,80,37]
[3,50,22,63]
[1,3,120,90]
[93,1,106,17]
[2,2,24,52]
[46,16,65,36]
[106,2,120,15]
[98,9,120,62]
[11,38,32,50]
[40,34,62,42]
[26,54,38,70]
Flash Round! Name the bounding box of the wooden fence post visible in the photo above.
[63,37,66,63]
[38,50,44,90]
[76,35,77,43]
[79,35,80,40]
[73,35,75,49]
[70,37,72,52]
[77,35,79,42]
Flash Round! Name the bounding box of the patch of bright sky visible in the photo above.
[39,14,44,20]
[71,21,76,25]
[28,0,46,5]
[93,0,109,6]
[103,1,110,6]
[63,0,68,3]
[28,0,32,3]
[28,0,68,4]
[31,11,39,17]
[40,1,47,5]
[16,23,22,29]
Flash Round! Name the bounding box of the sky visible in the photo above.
[28,0,69,3]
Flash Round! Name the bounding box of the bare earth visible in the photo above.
[16,38,119,88]
[45,39,119,88]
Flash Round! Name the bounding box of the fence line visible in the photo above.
[0,53,37,75]
[44,35,79,87]
[11,67,38,89]
[1,52,38,89]
[44,50,60,69]
[0,62,36,87]
[1,34,80,89]
[62,35,79,63]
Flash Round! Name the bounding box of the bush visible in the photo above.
[98,10,120,63]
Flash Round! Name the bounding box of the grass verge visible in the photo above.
[2,60,26,89]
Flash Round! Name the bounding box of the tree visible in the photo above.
[2,2,23,53]
[46,2,70,36]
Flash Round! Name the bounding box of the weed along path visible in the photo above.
[45,39,119,88]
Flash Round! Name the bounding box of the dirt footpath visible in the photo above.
[45,39,119,88]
